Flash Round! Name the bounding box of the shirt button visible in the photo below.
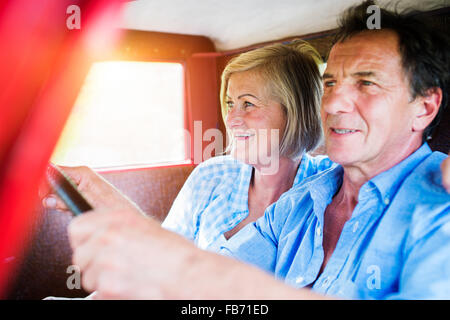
[322,277,331,287]
[316,226,322,237]
[384,197,390,205]
[295,276,304,284]
[352,221,359,233]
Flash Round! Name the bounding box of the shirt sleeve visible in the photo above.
[386,208,450,299]
[161,169,199,241]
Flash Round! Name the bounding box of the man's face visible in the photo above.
[321,31,421,170]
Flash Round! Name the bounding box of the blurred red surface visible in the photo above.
[0,0,124,298]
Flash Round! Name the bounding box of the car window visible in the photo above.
[51,61,188,169]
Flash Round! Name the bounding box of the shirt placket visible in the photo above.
[299,193,329,286]
[312,186,381,294]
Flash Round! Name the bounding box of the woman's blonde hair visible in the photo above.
[220,40,324,159]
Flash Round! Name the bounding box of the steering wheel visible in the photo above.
[6,164,93,299]
[46,163,93,215]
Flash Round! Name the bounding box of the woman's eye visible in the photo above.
[324,80,336,87]
[244,101,254,108]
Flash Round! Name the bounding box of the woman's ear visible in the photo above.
[412,87,442,132]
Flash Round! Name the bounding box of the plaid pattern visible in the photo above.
[162,154,333,250]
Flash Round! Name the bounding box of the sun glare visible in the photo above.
[51,61,186,168]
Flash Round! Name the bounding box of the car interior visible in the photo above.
[1,0,449,299]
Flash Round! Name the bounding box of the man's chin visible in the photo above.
[326,147,361,167]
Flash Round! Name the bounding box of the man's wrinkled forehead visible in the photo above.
[326,30,403,76]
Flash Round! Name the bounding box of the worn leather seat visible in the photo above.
[429,106,450,154]
[102,165,195,222]
[7,164,194,299]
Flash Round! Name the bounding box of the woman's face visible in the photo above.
[225,70,286,169]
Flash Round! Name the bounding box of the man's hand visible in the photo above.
[68,207,200,299]
[68,206,324,300]
[41,165,142,214]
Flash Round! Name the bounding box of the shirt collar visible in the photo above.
[293,153,311,186]
[308,165,344,224]
[307,143,432,222]
[231,153,311,213]
[369,143,432,203]
[229,160,252,213]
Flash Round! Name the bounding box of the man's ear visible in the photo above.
[412,87,442,132]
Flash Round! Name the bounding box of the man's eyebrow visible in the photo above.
[352,71,377,77]
[322,71,379,79]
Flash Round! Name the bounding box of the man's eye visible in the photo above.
[244,101,254,108]
[226,101,234,109]
[360,80,374,86]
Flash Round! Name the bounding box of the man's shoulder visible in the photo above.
[403,151,449,202]
[398,151,450,239]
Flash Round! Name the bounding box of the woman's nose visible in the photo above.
[226,108,245,127]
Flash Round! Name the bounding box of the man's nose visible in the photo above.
[322,84,355,115]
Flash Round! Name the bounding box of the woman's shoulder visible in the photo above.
[186,155,249,185]
[194,155,248,174]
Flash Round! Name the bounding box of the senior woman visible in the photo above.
[43,40,333,251]
[162,41,333,250]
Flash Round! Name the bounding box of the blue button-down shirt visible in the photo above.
[162,154,333,251]
[221,144,450,299]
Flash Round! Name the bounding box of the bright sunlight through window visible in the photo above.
[51,61,186,169]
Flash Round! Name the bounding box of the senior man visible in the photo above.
[66,1,449,299]
[218,2,450,299]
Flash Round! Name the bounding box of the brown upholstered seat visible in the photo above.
[101,164,195,222]
[429,106,450,154]
[7,164,194,299]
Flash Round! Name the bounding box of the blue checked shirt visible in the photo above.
[220,144,450,299]
[162,153,333,251]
